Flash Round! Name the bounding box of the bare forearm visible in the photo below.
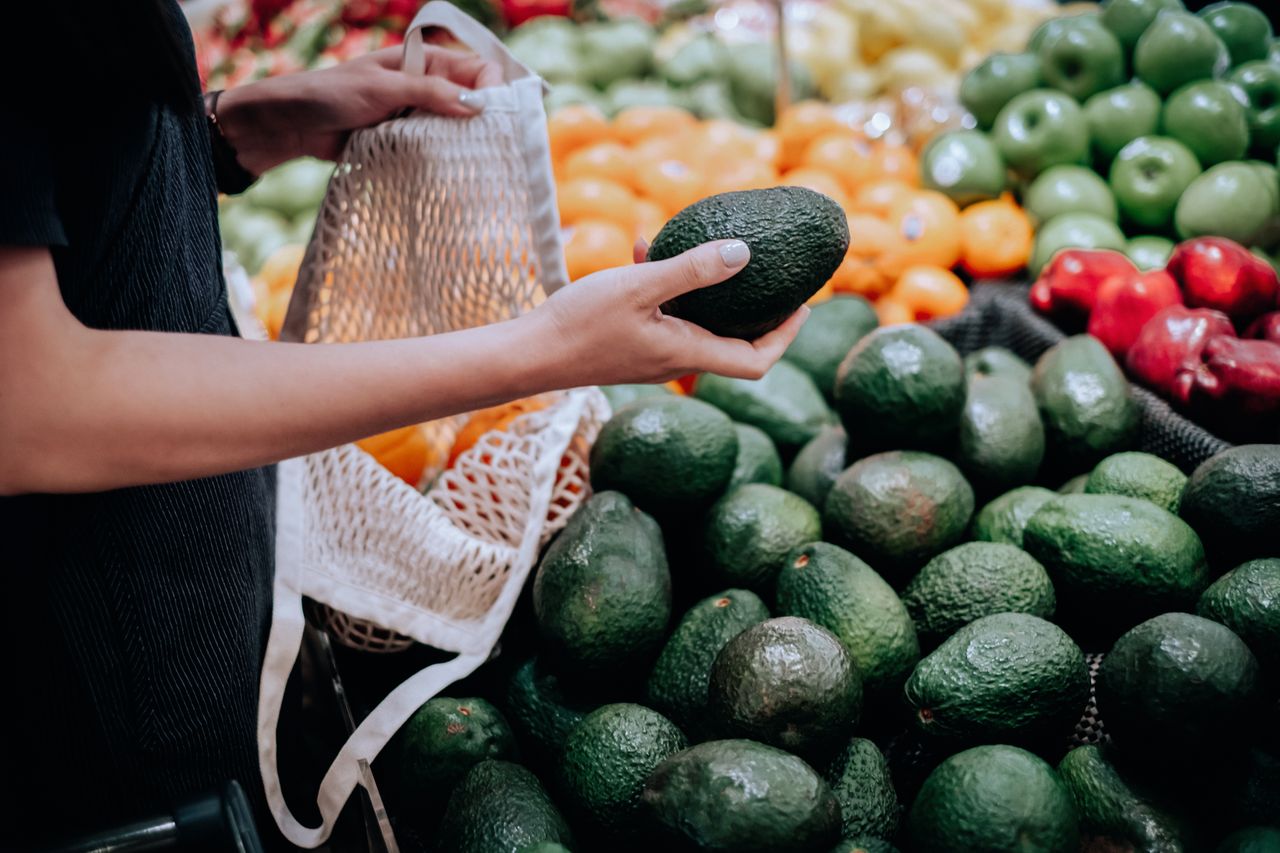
[2,314,561,494]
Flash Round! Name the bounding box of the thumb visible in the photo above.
[632,239,751,307]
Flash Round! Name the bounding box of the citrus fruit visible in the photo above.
[612,106,698,146]
[357,424,433,487]
[548,104,610,163]
[878,190,963,278]
[852,179,917,218]
[558,177,638,230]
[803,132,878,195]
[563,142,636,185]
[564,220,633,281]
[635,159,706,217]
[776,100,847,171]
[887,266,970,321]
[959,198,1033,277]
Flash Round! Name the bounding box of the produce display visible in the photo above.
[921,0,1280,280]
[184,1,1280,849]
[373,306,1280,851]
[549,102,1037,323]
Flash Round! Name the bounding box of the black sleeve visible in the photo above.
[0,108,68,247]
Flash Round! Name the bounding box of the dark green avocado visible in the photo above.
[647,186,850,340]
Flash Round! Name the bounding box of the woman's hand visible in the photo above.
[526,239,810,388]
[215,45,502,175]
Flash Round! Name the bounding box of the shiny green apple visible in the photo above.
[1160,79,1250,166]
[1109,135,1202,229]
[991,89,1091,178]
[1134,10,1230,95]
[920,130,1008,206]
[1084,82,1163,164]
[1025,165,1118,224]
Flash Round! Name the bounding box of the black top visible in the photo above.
[0,2,275,843]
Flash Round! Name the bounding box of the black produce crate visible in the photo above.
[931,282,1232,473]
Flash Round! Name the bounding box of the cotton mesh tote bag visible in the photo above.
[258,4,608,846]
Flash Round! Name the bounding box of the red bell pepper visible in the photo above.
[1029,249,1138,325]
[1245,312,1280,344]
[1165,237,1280,326]
[1126,305,1235,405]
[1087,269,1183,358]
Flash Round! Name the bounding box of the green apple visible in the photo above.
[1083,82,1163,164]
[920,130,1008,206]
[1109,135,1202,229]
[1037,22,1126,102]
[1134,10,1230,95]
[960,53,1043,129]
[1126,235,1176,269]
[1161,80,1250,166]
[1100,0,1186,55]
[1229,61,1280,154]
[1029,213,1128,276]
[1027,13,1105,54]
[1197,2,1273,67]
[1025,165,1118,224]
[1175,161,1277,243]
[991,89,1090,178]
[1246,159,1280,215]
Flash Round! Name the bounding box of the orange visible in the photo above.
[664,379,687,395]
[634,197,668,243]
[852,179,916,218]
[633,131,703,169]
[563,220,633,281]
[357,424,432,487]
[257,243,306,295]
[704,159,778,196]
[775,100,846,171]
[612,106,697,146]
[802,132,877,196]
[447,397,548,467]
[563,142,636,184]
[635,159,707,217]
[868,143,920,187]
[959,198,1034,277]
[877,190,962,280]
[697,120,774,165]
[557,177,637,230]
[830,214,900,298]
[887,266,969,321]
[262,287,293,340]
[548,104,609,164]
[779,168,849,210]
[875,297,916,327]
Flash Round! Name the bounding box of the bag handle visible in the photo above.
[257,458,489,848]
[402,1,540,86]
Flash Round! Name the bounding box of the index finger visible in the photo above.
[426,47,504,90]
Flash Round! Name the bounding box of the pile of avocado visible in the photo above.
[370,291,1279,852]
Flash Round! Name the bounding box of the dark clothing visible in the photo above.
[0,1,275,843]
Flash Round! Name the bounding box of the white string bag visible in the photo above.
[258,4,609,846]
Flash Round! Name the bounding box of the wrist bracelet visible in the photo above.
[205,89,258,195]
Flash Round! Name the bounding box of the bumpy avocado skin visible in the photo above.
[648,186,850,340]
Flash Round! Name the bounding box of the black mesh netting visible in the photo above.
[930,283,1232,474]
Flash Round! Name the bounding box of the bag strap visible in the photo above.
[402,1,541,87]
[258,459,489,848]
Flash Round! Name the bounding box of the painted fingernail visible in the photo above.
[459,91,482,110]
[719,240,750,268]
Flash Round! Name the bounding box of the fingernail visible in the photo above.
[459,91,482,110]
[719,240,750,268]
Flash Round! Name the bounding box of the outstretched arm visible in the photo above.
[0,242,804,495]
